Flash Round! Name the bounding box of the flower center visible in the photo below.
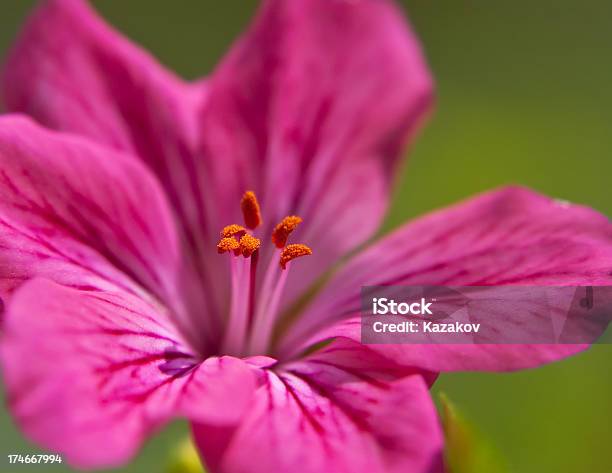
[217,191,312,357]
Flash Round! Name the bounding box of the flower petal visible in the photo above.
[193,342,443,473]
[199,0,433,300]
[0,278,255,469]
[0,116,187,314]
[2,0,201,162]
[280,187,612,371]
[1,0,222,327]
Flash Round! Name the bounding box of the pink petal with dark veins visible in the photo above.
[0,116,185,317]
[280,187,612,371]
[0,278,255,469]
[194,341,442,473]
[1,0,223,331]
[200,0,433,305]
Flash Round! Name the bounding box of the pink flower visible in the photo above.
[0,0,611,471]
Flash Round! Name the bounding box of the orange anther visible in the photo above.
[220,224,247,238]
[241,191,262,229]
[217,237,240,255]
[271,216,303,248]
[279,244,313,269]
[239,234,261,258]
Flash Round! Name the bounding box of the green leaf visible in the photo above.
[440,393,509,473]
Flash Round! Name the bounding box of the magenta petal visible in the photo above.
[193,343,442,473]
[200,0,433,301]
[0,116,183,304]
[0,0,223,326]
[2,0,200,162]
[0,278,255,469]
[280,187,612,371]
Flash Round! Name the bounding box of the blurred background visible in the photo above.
[0,0,610,472]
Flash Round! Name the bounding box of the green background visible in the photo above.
[0,0,611,472]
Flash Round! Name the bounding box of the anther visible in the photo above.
[217,237,240,255]
[241,191,263,229]
[221,224,247,238]
[279,244,312,269]
[239,234,261,258]
[272,216,303,248]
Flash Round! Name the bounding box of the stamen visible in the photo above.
[280,244,312,269]
[217,237,240,255]
[239,234,261,257]
[247,248,287,356]
[272,216,302,248]
[222,256,250,356]
[218,191,313,357]
[220,224,246,238]
[241,191,263,229]
[248,243,313,354]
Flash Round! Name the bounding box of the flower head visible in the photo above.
[0,0,611,472]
